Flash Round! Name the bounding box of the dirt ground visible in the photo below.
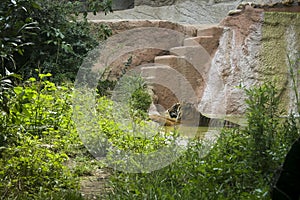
[80,168,111,199]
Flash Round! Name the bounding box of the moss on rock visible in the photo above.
[260,12,300,113]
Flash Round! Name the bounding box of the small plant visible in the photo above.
[243,83,282,174]
[113,74,152,119]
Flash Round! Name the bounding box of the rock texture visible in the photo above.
[88,0,240,24]
[90,20,199,36]
[91,0,299,24]
[135,0,176,7]
[90,20,220,111]
[200,5,300,117]
[91,22,221,110]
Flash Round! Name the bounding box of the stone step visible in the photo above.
[183,36,218,55]
[194,26,223,55]
[166,46,212,77]
[169,46,210,58]
[196,26,223,37]
[153,55,207,98]
[154,55,182,67]
[184,36,213,47]
[140,64,171,81]
[141,63,195,109]
[179,29,222,56]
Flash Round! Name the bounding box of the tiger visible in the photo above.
[165,102,239,128]
[165,102,181,119]
[167,102,210,126]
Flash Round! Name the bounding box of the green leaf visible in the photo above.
[13,86,23,95]
[39,73,52,80]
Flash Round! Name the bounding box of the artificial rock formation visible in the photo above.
[88,0,239,24]
[90,20,199,36]
[200,5,300,117]
[89,2,300,123]
[135,0,176,7]
[90,20,222,110]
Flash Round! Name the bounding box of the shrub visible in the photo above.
[0,0,40,76]
[106,82,299,199]
[1,72,73,143]
[0,137,79,199]
[243,83,282,174]
[0,74,83,198]
[0,0,112,82]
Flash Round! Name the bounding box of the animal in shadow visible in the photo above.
[149,102,239,128]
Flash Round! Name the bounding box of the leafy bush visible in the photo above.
[0,137,78,198]
[1,72,73,144]
[243,83,283,174]
[112,74,152,119]
[0,74,83,198]
[0,0,112,82]
[106,82,299,200]
[78,95,170,154]
[0,0,40,75]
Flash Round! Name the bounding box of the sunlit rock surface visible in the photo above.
[88,0,241,24]
[200,5,300,116]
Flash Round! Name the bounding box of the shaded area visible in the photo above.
[271,137,300,200]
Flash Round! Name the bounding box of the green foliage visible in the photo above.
[89,96,169,154]
[96,56,133,98]
[106,82,300,199]
[107,129,268,200]
[93,23,113,41]
[97,79,117,97]
[0,137,78,198]
[0,0,40,75]
[0,72,21,114]
[33,190,84,200]
[130,88,152,114]
[82,0,112,16]
[1,72,73,144]
[0,73,83,198]
[129,87,152,121]
[114,74,152,120]
[0,0,112,82]
[243,83,282,173]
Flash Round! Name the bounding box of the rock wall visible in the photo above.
[135,0,176,7]
[89,2,300,120]
[90,20,221,110]
[90,20,199,36]
[88,0,240,24]
[103,0,298,24]
[199,5,300,117]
